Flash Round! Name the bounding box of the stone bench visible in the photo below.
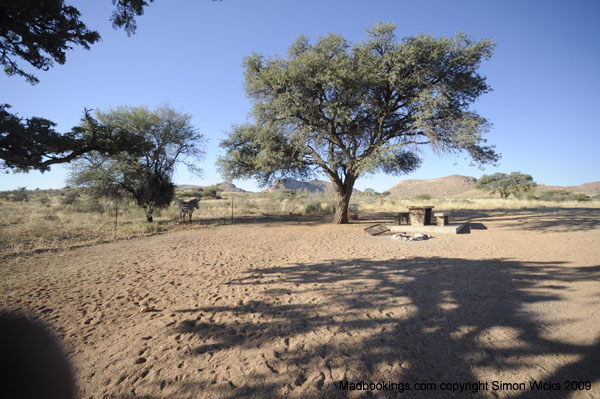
[434,212,450,226]
[393,212,410,225]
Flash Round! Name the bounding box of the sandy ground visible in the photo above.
[1,209,599,399]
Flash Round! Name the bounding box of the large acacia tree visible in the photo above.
[219,23,500,223]
[475,172,536,199]
[69,106,204,222]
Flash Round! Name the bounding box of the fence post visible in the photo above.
[113,204,118,240]
[231,197,234,224]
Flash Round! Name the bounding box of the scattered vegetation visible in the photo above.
[536,189,591,202]
[414,194,433,201]
[1,187,598,258]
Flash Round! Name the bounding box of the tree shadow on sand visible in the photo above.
[448,208,600,233]
[169,257,600,398]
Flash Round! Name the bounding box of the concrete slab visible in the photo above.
[387,224,468,234]
[364,224,391,236]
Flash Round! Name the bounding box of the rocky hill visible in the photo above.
[265,179,335,194]
[385,175,600,198]
[536,182,600,196]
[177,182,246,192]
[386,175,478,197]
[216,182,246,192]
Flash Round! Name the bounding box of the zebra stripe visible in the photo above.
[178,199,199,223]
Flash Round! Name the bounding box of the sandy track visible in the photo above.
[1,210,600,398]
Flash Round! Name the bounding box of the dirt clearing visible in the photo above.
[1,210,599,398]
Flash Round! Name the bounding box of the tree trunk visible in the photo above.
[332,176,356,224]
[144,204,154,222]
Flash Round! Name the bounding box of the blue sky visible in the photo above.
[2,0,599,192]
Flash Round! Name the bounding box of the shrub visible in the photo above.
[39,195,51,206]
[536,189,584,202]
[573,193,591,202]
[73,199,105,214]
[61,190,80,205]
[304,200,335,215]
[362,188,379,196]
[11,187,28,202]
[202,185,221,199]
[414,193,432,200]
[525,192,538,201]
[304,201,321,215]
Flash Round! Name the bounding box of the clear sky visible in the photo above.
[2,0,599,192]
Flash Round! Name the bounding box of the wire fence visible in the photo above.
[182,193,338,224]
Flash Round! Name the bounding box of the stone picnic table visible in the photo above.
[408,205,435,226]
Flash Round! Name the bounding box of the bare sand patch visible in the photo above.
[1,209,599,398]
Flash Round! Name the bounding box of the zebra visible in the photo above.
[178,198,199,223]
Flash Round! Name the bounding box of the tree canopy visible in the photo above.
[0,104,152,173]
[475,172,537,199]
[219,23,499,223]
[0,0,153,172]
[69,106,205,222]
[0,0,100,84]
[0,0,157,84]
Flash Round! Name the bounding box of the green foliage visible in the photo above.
[278,189,298,200]
[69,105,205,222]
[414,194,433,200]
[0,0,161,173]
[60,190,80,205]
[573,193,591,202]
[361,188,379,197]
[110,0,154,36]
[0,0,100,84]
[38,194,51,206]
[537,189,591,202]
[219,23,498,223]
[475,172,536,199]
[201,185,222,199]
[10,187,29,202]
[0,105,151,172]
[304,201,322,215]
[73,198,105,214]
[525,191,538,201]
[304,200,335,215]
[1,0,158,84]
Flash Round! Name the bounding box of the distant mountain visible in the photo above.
[536,182,600,196]
[385,175,600,198]
[264,178,363,194]
[575,182,600,195]
[177,182,246,192]
[386,175,478,197]
[216,182,246,192]
[176,184,202,191]
[265,179,335,194]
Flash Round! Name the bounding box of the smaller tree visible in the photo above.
[69,106,204,222]
[475,172,536,199]
[200,185,222,199]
